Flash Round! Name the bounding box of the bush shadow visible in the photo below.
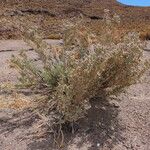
[64,96,125,150]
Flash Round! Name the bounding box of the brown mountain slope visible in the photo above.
[0,0,150,39]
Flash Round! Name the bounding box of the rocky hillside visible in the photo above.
[0,0,150,39]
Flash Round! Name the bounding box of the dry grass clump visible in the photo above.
[10,11,149,127]
[0,82,32,110]
[0,93,32,110]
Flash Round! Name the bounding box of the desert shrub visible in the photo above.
[11,11,149,126]
[140,31,150,40]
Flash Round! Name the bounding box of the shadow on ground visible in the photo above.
[63,97,125,150]
[0,97,125,150]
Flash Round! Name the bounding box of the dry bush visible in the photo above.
[10,10,150,127]
[140,31,150,40]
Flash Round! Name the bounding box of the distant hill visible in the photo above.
[0,0,150,40]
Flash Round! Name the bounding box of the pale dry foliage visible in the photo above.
[0,83,32,110]
[0,92,32,110]
[10,10,150,126]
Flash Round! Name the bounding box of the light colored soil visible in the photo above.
[0,39,62,83]
[0,40,150,150]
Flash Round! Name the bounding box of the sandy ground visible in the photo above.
[0,39,62,83]
[0,40,150,150]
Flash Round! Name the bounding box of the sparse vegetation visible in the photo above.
[10,11,149,133]
[1,0,150,40]
[0,1,150,149]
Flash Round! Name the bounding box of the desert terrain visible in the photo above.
[0,0,150,40]
[0,1,150,150]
